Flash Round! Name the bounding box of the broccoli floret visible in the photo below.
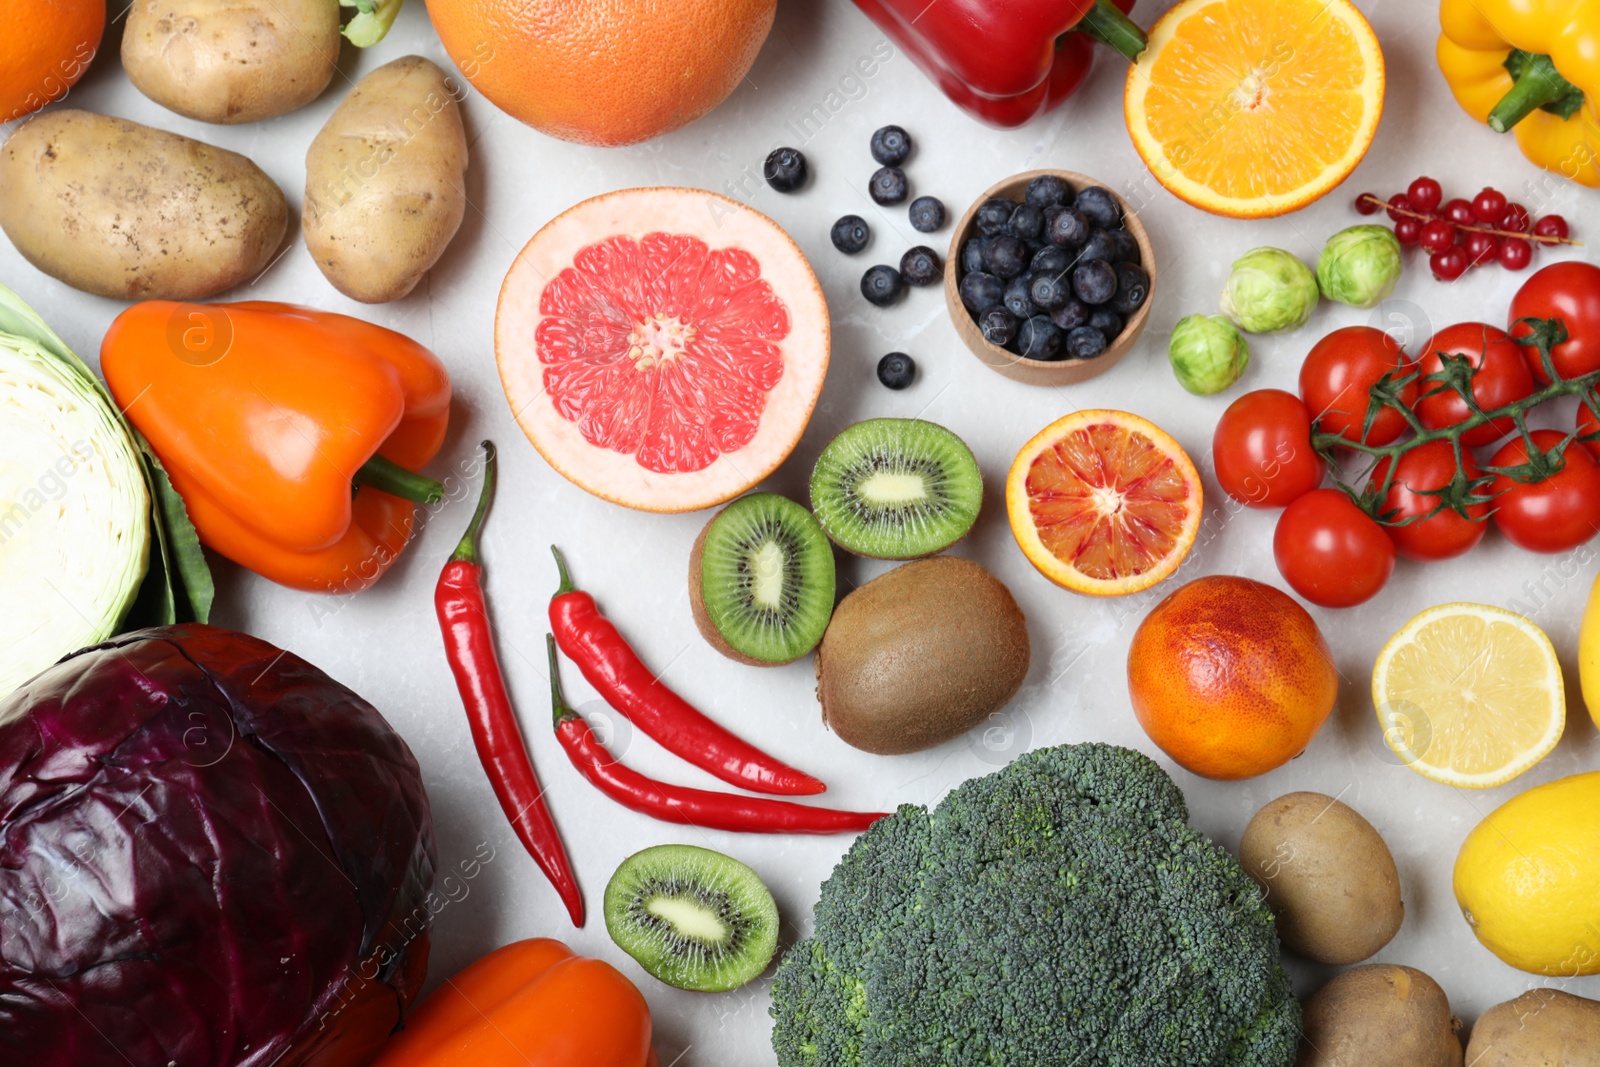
[770,743,1300,1067]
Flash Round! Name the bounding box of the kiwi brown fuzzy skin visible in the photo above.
[814,556,1029,755]
[688,518,793,668]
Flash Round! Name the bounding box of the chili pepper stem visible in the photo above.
[551,545,577,597]
[547,634,576,726]
[1077,0,1148,62]
[449,442,497,564]
[354,453,446,504]
[1490,51,1581,133]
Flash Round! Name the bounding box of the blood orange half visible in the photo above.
[1006,410,1202,596]
[497,187,830,512]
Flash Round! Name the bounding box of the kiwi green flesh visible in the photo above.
[810,418,982,560]
[696,494,836,664]
[604,844,779,993]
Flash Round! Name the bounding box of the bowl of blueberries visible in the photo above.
[947,170,1154,386]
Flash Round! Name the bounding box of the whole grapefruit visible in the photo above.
[0,0,104,122]
[1127,575,1338,780]
[425,0,775,147]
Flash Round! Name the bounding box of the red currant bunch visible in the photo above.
[1353,179,1571,283]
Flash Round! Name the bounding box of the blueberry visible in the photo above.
[831,215,870,255]
[870,125,912,166]
[1050,299,1089,331]
[763,147,808,193]
[1087,308,1123,337]
[1007,203,1044,242]
[1110,264,1149,315]
[869,166,909,205]
[900,246,943,287]
[1015,315,1064,360]
[982,235,1029,279]
[1065,326,1109,360]
[1074,228,1118,265]
[908,195,945,233]
[1110,228,1141,264]
[1029,272,1070,311]
[1003,274,1036,320]
[979,308,1018,346]
[1046,207,1090,248]
[1074,186,1121,229]
[1025,174,1071,210]
[958,271,1005,314]
[959,238,987,275]
[1030,245,1071,276]
[877,351,916,389]
[1072,259,1118,305]
[975,197,1016,236]
[861,265,905,307]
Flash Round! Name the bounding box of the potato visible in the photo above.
[1240,791,1403,964]
[1298,964,1463,1067]
[1466,989,1600,1066]
[121,0,341,124]
[0,111,288,300]
[303,56,468,304]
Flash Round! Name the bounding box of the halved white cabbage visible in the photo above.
[0,303,150,699]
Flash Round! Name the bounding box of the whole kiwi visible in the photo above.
[1297,964,1463,1067]
[1240,792,1403,964]
[814,556,1029,755]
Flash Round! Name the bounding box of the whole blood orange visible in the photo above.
[1128,575,1338,780]
[496,187,829,512]
[425,0,774,146]
[0,0,104,122]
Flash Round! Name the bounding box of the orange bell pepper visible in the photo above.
[101,301,451,594]
[367,939,656,1067]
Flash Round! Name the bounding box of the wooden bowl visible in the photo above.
[944,170,1157,387]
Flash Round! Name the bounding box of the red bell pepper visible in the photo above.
[852,0,1145,128]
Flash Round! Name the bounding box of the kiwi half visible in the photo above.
[604,844,779,993]
[689,493,837,666]
[809,418,982,559]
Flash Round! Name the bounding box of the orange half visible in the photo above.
[1007,411,1202,597]
[1124,0,1385,218]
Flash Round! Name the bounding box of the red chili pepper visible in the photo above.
[548,547,825,797]
[851,0,1143,128]
[437,443,584,926]
[547,637,886,836]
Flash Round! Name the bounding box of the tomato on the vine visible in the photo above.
[1212,389,1326,508]
[1415,323,1535,448]
[1509,261,1600,384]
[1273,489,1395,608]
[1488,429,1600,553]
[1367,441,1488,561]
[1299,326,1417,446]
[1579,402,1600,461]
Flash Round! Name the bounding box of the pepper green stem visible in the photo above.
[448,441,496,564]
[1490,51,1582,133]
[340,0,404,46]
[353,453,444,504]
[551,545,577,597]
[1077,0,1148,62]
[547,634,577,727]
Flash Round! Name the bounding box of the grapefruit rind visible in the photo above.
[1006,410,1202,597]
[496,187,829,513]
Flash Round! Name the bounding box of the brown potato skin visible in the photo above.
[1466,989,1600,1067]
[0,110,288,300]
[1298,964,1463,1067]
[122,0,340,124]
[303,56,469,304]
[815,556,1029,755]
[1240,791,1403,964]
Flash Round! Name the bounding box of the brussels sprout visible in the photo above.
[1220,247,1319,334]
[1169,314,1250,395]
[1316,225,1403,309]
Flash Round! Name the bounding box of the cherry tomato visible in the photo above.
[1488,429,1600,553]
[1368,442,1488,561]
[1509,261,1600,384]
[1579,402,1600,461]
[1273,489,1395,608]
[1299,326,1418,445]
[1415,322,1535,448]
[1213,389,1327,508]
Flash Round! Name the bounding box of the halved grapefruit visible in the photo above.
[497,187,830,512]
[1007,410,1202,596]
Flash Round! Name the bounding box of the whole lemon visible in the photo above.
[1454,771,1600,976]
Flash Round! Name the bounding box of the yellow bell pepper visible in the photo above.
[1437,0,1600,188]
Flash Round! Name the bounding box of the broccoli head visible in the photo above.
[770,743,1299,1067]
